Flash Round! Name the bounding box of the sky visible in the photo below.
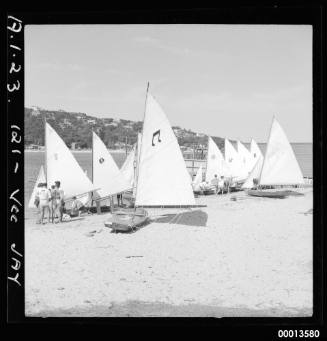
[25,25,312,143]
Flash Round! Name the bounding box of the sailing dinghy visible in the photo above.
[46,122,96,200]
[237,140,253,175]
[192,164,203,194]
[104,86,196,232]
[28,165,46,208]
[203,136,231,194]
[247,117,304,198]
[92,131,131,201]
[28,122,96,211]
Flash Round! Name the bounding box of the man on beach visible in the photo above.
[218,176,225,194]
[53,181,65,223]
[211,174,219,194]
[36,183,51,224]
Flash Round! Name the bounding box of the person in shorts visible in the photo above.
[36,183,51,224]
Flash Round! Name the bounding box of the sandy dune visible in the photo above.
[25,188,313,317]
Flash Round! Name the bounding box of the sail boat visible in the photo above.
[241,155,264,189]
[237,140,253,174]
[46,122,96,199]
[192,164,203,194]
[250,138,263,169]
[120,132,142,196]
[247,116,304,198]
[224,138,248,181]
[28,122,96,208]
[28,165,46,208]
[92,131,131,200]
[205,136,231,182]
[104,85,198,232]
[120,143,136,189]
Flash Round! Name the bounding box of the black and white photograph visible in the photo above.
[5,8,325,328]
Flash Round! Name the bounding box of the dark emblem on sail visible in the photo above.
[54,153,58,160]
[152,130,162,146]
[254,153,257,158]
[99,157,105,164]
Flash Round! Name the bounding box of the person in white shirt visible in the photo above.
[36,183,51,224]
[218,176,225,194]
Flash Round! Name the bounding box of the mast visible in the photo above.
[134,82,149,208]
[44,116,47,182]
[258,115,275,187]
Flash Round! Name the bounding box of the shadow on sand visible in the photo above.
[152,210,208,227]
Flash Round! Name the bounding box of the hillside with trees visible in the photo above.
[24,107,227,151]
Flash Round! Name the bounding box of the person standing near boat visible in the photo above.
[36,183,51,224]
[211,174,219,194]
[34,183,43,223]
[54,181,65,223]
[218,176,226,194]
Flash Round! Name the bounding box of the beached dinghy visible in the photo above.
[104,84,197,232]
[246,116,304,198]
[104,208,148,232]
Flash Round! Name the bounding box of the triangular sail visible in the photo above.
[193,165,203,187]
[224,138,248,180]
[46,123,95,199]
[259,117,304,185]
[249,138,263,170]
[242,156,264,189]
[92,132,131,198]
[237,140,253,174]
[28,165,46,208]
[135,93,195,206]
[205,137,231,181]
[120,145,136,188]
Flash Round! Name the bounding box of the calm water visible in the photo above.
[25,142,312,206]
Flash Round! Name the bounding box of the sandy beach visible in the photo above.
[25,188,313,317]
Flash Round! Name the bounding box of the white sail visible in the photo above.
[224,138,248,180]
[237,140,253,174]
[135,93,195,206]
[28,165,46,208]
[259,117,304,185]
[193,164,203,188]
[250,138,263,160]
[92,132,131,198]
[132,133,142,196]
[120,146,136,188]
[249,138,263,169]
[205,136,231,182]
[46,123,95,199]
[241,156,264,189]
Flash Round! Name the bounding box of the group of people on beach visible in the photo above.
[34,181,66,224]
[195,174,231,195]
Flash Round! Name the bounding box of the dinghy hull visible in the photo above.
[104,208,148,232]
[247,189,289,199]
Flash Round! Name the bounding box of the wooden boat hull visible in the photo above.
[104,208,148,232]
[247,189,289,199]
